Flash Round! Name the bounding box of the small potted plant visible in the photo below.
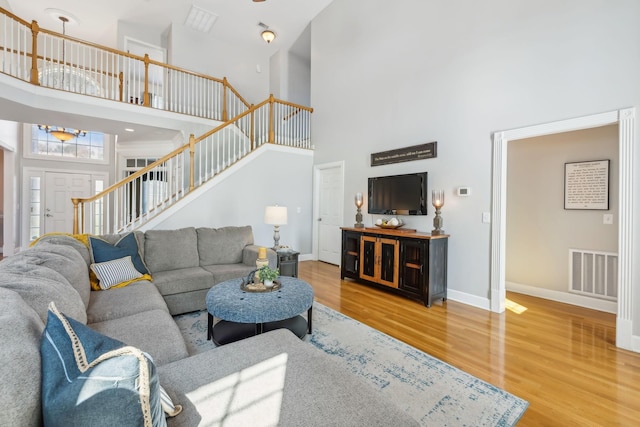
[258,265,279,288]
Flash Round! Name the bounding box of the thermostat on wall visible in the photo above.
[457,187,471,196]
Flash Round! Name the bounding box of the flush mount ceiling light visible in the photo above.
[38,125,87,142]
[185,4,218,33]
[44,8,79,26]
[258,22,276,43]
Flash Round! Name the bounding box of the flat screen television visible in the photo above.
[368,172,428,215]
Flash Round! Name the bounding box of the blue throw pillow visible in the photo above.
[41,302,166,427]
[89,232,149,275]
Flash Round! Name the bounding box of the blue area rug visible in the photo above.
[174,303,528,426]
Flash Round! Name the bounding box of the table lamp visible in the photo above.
[432,190,444,235]
[354,192,364,228]
[265,205,288,250]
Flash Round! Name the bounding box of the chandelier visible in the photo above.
[38,125,87,142]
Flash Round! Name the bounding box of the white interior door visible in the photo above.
[316,163,344,265]
[44,172,91,234]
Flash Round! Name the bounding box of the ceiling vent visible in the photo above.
[185,5,218,33]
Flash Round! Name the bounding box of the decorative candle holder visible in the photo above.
[354,192,364,228]
[432,190,445,235]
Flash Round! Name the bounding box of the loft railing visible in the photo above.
[0,7,249,120]
[1,7,314,234]
[72,95,313,234]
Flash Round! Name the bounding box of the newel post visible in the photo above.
[30,20,40,85]
[189,134,196,191]
[222,77,228,121]
[268,94,275,144]
[118,72,124,102]
[250,104,255,150]
[71,198,80,234]
[143,54,150,106]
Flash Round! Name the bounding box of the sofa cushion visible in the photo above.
[32,233,92,265]
[41,303,166,427]
[90,232,149,275]
[87,281,169,323]
[145,228,199,272]
[89,309,189,366]
[90,256,144,290]
[0,258,87,324]
[159,329,419,427]
[0,287,44,427]
[152,267,213,296]
[202,263,256,284]
[14,242,91,309]
[197,226,254,266]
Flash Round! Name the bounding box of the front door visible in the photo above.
[44,172,91,234]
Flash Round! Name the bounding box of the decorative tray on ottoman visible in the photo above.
[240,279,282,293]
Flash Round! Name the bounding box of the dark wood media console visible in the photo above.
[340,227,448,307]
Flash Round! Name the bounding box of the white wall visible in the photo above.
[117,21,166,52]
[0,120,20,255]
[168,24,270,104]
[151,146,314,254]
[288,52,311,107]
[506,125,618,293]
[310,0,640,313]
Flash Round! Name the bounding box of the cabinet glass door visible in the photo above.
[360,236,377,281]
[400,240,425,293]
[378,238,399,288]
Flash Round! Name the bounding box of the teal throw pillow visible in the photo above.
[40,302,166,427]
[89,232,149,275]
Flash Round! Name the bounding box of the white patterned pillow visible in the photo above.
[90,256,143,290]
[160,385,182,417]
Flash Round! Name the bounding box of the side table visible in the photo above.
[277,250,300,277]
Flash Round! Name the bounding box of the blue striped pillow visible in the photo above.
[90,256,143,290]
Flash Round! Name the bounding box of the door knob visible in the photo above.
[45,213,53,217]
[318,218,322,221]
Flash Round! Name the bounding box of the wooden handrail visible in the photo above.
[71,95,313,233]
[73,96,307,204]
[0,7,249,111]
[0,7,314,232]
[0,7,30,26]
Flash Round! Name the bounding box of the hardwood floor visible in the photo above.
[299,260,640,426]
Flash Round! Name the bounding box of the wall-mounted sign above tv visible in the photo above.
[368,172,428,215]
[371,142,437,167]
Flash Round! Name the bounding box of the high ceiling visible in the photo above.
[7,0,332,53]
[4,0,332,143]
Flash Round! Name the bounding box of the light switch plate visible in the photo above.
[482,212,491,223]
[603,214,613,225]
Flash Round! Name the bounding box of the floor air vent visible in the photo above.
[569,249,617,301]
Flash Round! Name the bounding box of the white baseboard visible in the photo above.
[299,254,313,262]
[506,281,617,314]
[446,289,491,311]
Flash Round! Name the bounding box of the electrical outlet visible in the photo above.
[482,212,491,223]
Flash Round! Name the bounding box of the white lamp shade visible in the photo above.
[265,205,288,225]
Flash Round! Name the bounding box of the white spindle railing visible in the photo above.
[0,8,314,234]
[74,98,313,234]
[0,11,31,80]
[0,7,252,121]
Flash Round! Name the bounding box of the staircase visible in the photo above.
[0,7,313,234]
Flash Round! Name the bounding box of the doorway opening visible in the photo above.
[491,108,636,350]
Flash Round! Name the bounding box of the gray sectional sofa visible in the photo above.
[0,226,419,426]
